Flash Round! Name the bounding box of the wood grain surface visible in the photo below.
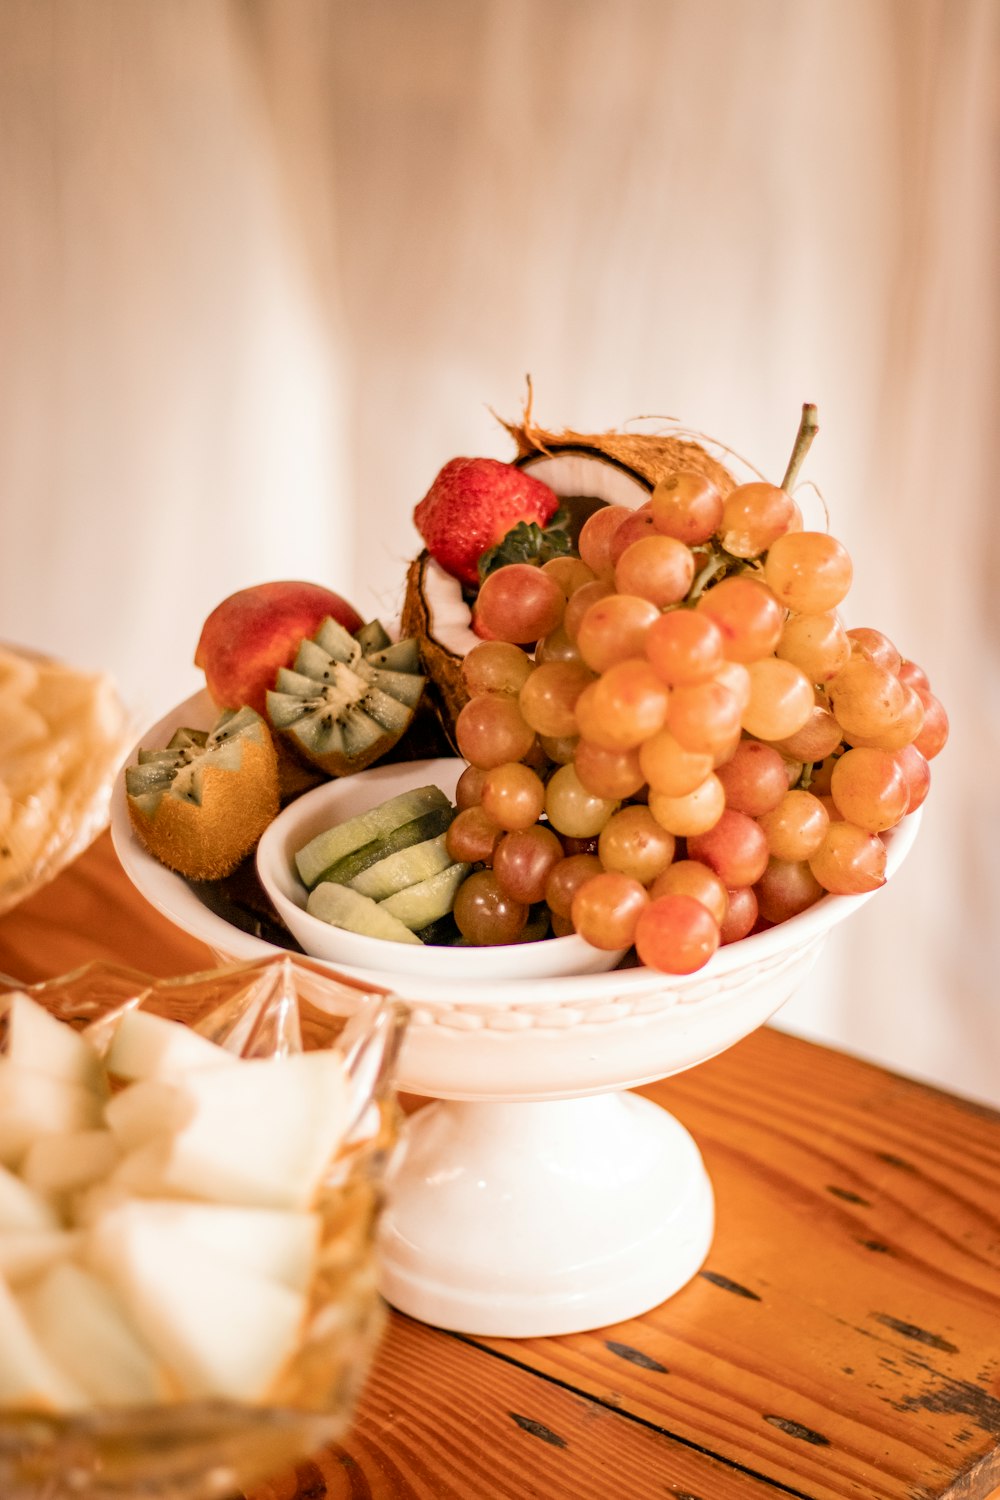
[1,832,999,1500]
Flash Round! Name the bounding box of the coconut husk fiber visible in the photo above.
[498,383,737,496]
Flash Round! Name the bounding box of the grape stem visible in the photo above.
[781,403,819,493]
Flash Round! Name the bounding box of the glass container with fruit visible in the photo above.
[0,956,406,1499]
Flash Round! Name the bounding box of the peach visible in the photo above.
[195,582,364,714]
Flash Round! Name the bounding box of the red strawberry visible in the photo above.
[413,458,559,588]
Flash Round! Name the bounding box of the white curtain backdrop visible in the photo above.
[0,0,996,1103]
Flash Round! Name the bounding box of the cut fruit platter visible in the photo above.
[106,397,944,1341]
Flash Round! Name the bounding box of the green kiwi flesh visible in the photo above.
[125,707,280,881]
[265,617,426,776]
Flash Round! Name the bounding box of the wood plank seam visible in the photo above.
[446,1330,821,1500]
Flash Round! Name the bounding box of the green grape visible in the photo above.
[809,822,886,894]
[775,611,850,683]
[493,825,564,904]
[741,658,814,741]
[714,740,788,817]
[755,858,824,922]
[576,593,660,674]
[648,774,725,837]
[473,564,565,644]
[634,894,720,974]
[756,789,830,860]
[614,534,695,609]
[650,471,723,545]
[648,859,728,926]
[639,728,714,796]
[480,762,547,831]
[574,740,645,799]
[446,806,504,865]
[455,693,536,769]
[544,852,603,919]
[453,870,528,945]
[545,764,619,838]
[695,576,784,663]
[518,661,595,739]
[574,660,670,752]
[719,482,797,558]
[829,748,909,832]
[462,640,533,697]
[646,610,724,686]
[597,806,676,884]
[571,871,649,950]
[763,531,852,611]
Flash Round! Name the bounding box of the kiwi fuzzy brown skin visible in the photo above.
[127,731,280,882]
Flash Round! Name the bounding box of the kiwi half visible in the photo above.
[125,707,279,881]
[265,617,425,777]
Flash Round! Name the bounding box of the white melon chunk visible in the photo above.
[0,1274,87,1411]
[0,1060,104,1168]
[0,1230,82,1284]
[3,993,106,1095]
[104,1009,236,1083]
[89,1199,320,1293]
[19,1261,167,1406]
[105,1139,177,1199]
[104,1079,194,1150]
[90,1212,306,1401]
[21,1130,121,1197]
[128,1051,350,1210]
[0,1162,60,1232]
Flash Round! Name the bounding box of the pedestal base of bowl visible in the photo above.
[377,1091,714,1337]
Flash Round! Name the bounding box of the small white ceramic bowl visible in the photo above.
[255,757,626,981]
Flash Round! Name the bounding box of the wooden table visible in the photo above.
[2,833,999,1500]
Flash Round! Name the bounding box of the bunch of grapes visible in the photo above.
[444,417,947,974]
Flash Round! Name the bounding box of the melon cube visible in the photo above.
[0,1274,86,1411]
[19,1261,167,1405]
[88,1198,320,1293]
[0,1162,59,1232]
[104,1079,194,1150]
[0,1060,104,1168]
[104,1009,235,1083]
[21,1130,121,1197]
[89,1211,307,1401]
[128,1050,350,1210]
[0,1230,82,1285]
[3,993,105,1095]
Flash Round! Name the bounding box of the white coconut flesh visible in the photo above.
[422,451,652,661]
[517,451,651,510]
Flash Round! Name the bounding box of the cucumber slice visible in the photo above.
[412,912,462,946]
[378,862,470,930]
[306,882,423,945]
[350,832,453,901]
[316,807,454,888]
[295,785,452,889]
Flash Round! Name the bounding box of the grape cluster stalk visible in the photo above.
[445,414,947,973]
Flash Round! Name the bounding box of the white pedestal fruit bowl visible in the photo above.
[112,691,920,1338]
